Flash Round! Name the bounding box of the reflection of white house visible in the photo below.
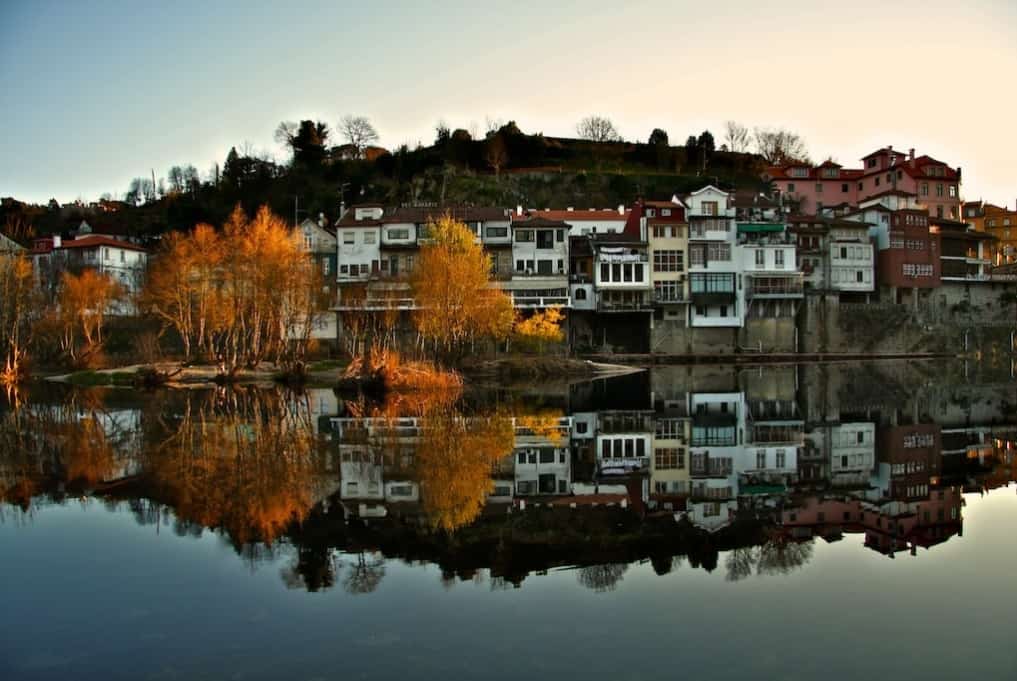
[683,499,738,533]
[514,416,572,495]
[830,423,876,485]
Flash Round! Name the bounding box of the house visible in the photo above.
[930,217,995,283]
[766,146,962,220]
[514,206,629,236]
[299,215,338,293]
[642,200,689,321]
[790,215,875,295]
[682,186,744,327]
[0,232,25,254]
[737,219,803,322]
[31,234,148,313]
[964,200,1016,265]
[334,204,384,283]
[506,214,570,308]
[843,195,941,303]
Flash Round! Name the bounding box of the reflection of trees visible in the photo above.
[415,412,515,532]
[725,534,814,582]
[576,563,629,593]
[342,551,386,594]
[143,388,329,546]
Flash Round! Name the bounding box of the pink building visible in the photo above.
[765,146,962,219]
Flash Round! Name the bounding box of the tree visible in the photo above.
[685,135,700,159]
[338,115,379,158]
[697,130,715,155]
[577,563,629,592]
[754,127,810,165]
[409,215,514,359]
[142,205,319,375]
[514,307,565,353]
[724,121,751,153]
[0,254,39,384]
[485,134,508,177]
[648,128,669,146]
[276,120,330,165]
[57,269,123,363]
[577,116,622,142]
[434,120,451,146]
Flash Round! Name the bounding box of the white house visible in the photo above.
[32,235,148,314]
[683,186,744,327]
[505,215,570,308]
[335,204,383,281]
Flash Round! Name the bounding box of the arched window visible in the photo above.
[575,288,587,300]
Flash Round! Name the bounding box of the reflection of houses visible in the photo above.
[513,416,572,496]
[596,411,653,475]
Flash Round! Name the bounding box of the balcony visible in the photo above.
[745,276,804,299]
[334,297,416,311]
[653,292,687,304]
[510,294,571,308]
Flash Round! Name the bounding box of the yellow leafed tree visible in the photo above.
[58,269,123,362]
[410,215,514,359]
[0,253,39,384]
[514,307,566,352]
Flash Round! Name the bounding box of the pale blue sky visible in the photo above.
[2,0,1015,205]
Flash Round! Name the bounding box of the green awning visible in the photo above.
[737,223,785,233]
[740,484,787,495]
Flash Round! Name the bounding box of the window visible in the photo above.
[387,228,409,240]
[867,158,877,168]
[363,231,376,245]
[515,229,534,242]
[536,230,554,249]
[653,250,684,272]
[775,250,785,267]
[841,183,849,193]
[815,183,823,194]
[575,288,587,300]
[623,263,632,282]
[755,249,765,267]
[949,185,957,198]
[776,450,786,468]
[707,243,731,261]
[654,280,681,301]
[756,450,766,468]
[339,264,348,274]
[655,448,685,470]
[539,449,554,464]
[119,250,125,263]
[634,263,644,282]
[662,208,671,216]
[789,167,808,178]
[322,257,330,275]
[921,183,929,196]
[856,270,863,283]
[787,183,796,193]
[701,201,718,215]
[486,226,508,238]
[875,176,881,187]
[600,263,610,281]
[690,273,735,294]
[555,229,564,243]
[936,183,944,197]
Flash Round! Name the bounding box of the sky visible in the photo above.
[2,0,1016,206]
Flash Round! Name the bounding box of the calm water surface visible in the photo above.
[2,360,1015,680]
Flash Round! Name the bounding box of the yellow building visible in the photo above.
[964,201,1016,265]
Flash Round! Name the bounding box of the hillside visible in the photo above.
[1,123,769,240]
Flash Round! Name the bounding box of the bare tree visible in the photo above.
[485,134,508,177]
[339,115,379,158]
[576,116,622,142]
[576,563,629,592]
[753,127,810,165]
[484,116,504,138]
[724,121,751,153]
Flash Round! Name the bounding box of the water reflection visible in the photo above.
[1,360,1015,592]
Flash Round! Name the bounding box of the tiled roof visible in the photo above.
[517,209,629,222]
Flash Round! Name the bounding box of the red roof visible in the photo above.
[765,164,864,181]
[34,235,147,253]
[516,208,629,222]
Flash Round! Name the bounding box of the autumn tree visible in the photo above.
[57,269,123,363]
[513,307,565,353]
[754,127,810,165]
[142,205,320,375]
[338,115,379,157]
[409,215,514,359]
[0,254,39,384]
[724,121,751,153]
[415,410,515,532]
[577,116,622,142]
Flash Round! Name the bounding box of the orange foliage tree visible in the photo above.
[0,254,40,384]
[410,215,514,360]
[513,307,566,353]
[143,205,320,374]
[57,269,123,362]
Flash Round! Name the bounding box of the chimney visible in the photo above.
[908,148,915,166]
[516,205,522,216]
[52,235,61,249]
[318,212,325,228]
[567,207,574,212]
[617,204,624,215]
[339,201,347,220]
